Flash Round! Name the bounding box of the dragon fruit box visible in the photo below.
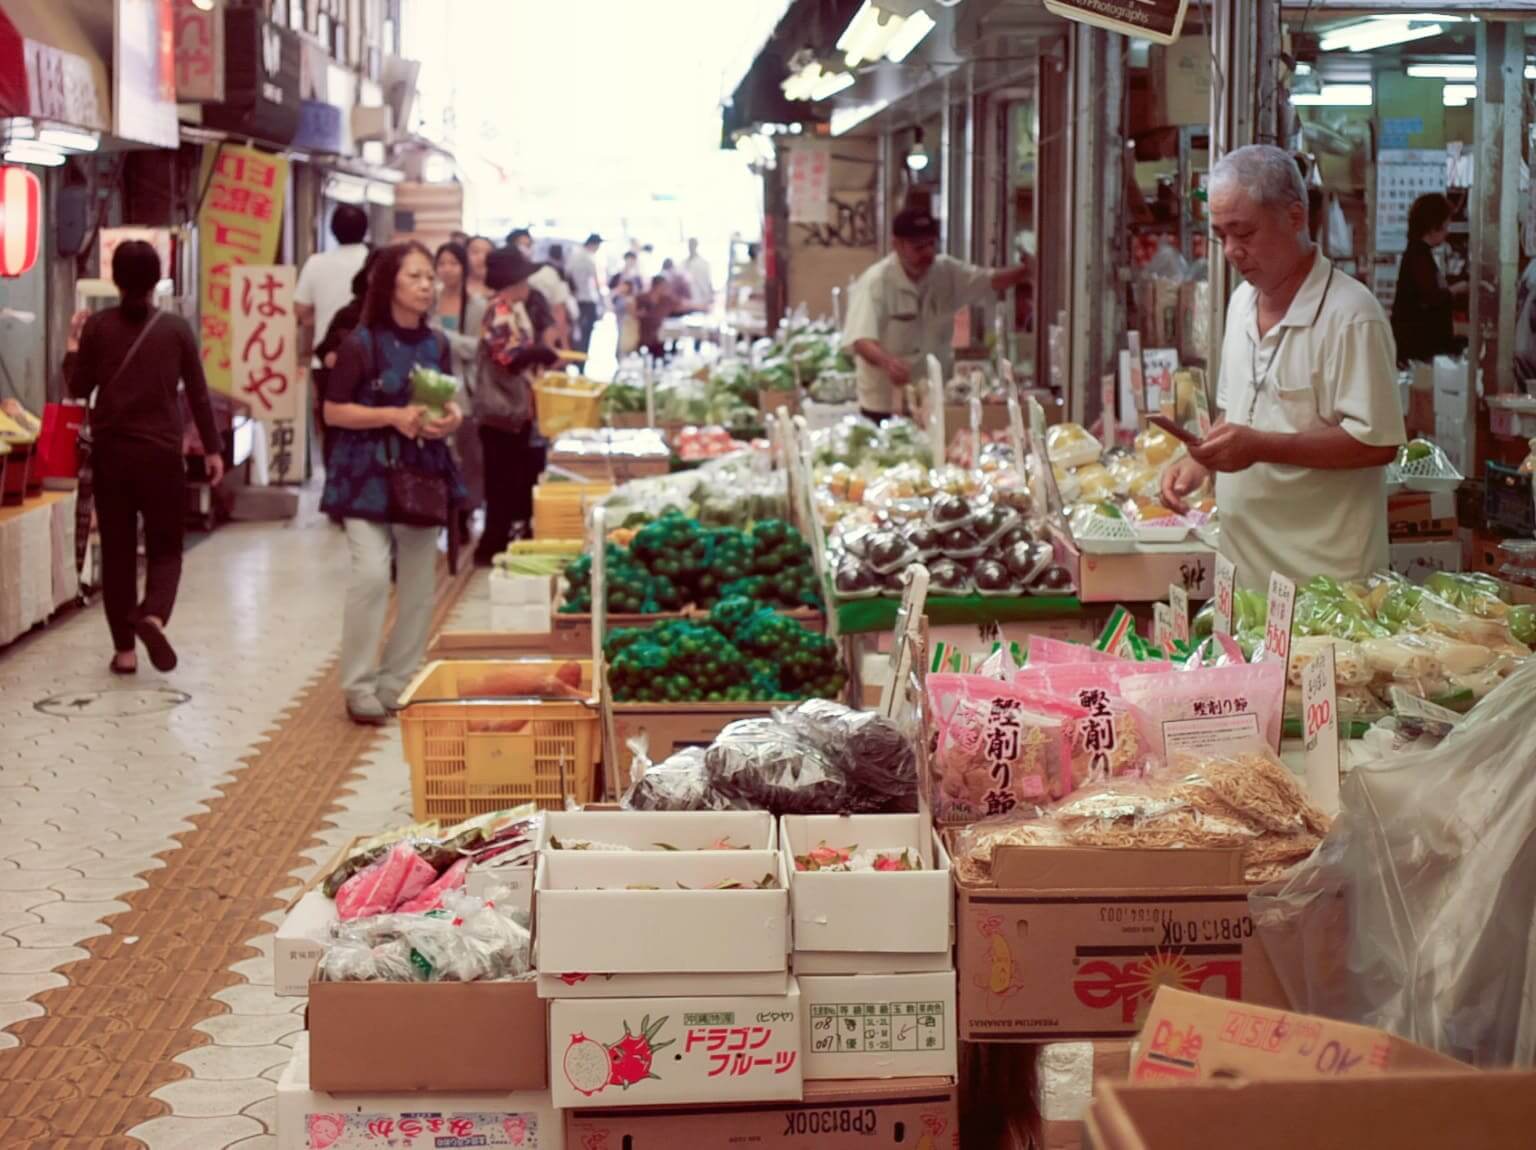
[549,977,804,1109]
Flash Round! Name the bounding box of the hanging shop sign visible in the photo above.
[785,141,832,227]
[201,8,301,147]
[197,144,289,395]
[172,0,223,102]
[0,165,41,278]
[114,0,179,148]
[231,264,306,485]
[292,100,345,154]
[1043,0,1188,45]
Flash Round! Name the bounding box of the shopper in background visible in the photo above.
[567,233,604,353]
[509,228,576,349]
[432,241,489,532]
[683,237,713,311]
[610,272,640,357]
[321,242,466,725]
[465,235,495,300]
[296,203,370,367]
[844,206,1033,422]
[472,247,561,565]
[661,258,694,311]
[66,240,225,676]
[1391,192,1464,367]
[315,249,381,371]
[1161,144,1404,592]
[636,274,678,361]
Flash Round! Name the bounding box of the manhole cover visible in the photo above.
[36,687,192,718]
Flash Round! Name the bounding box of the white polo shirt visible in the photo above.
[843,252,995,413]
[1215,252,1405,593]
[295,243,369,366]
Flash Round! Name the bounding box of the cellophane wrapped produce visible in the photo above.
[317,887,532,983]
[952,750,1330,885]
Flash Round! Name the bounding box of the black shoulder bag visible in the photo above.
[367,328,450,528]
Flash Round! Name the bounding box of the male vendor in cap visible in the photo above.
[843,206,1034,422]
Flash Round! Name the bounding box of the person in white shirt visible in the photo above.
[843,207,1032,420]
[566,233,603,352]
[509,228,575,349]
[683,238,713,311]
[1161,144,1405,592]
[295,204,370,367]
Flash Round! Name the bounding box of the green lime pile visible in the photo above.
[606,598,845,703]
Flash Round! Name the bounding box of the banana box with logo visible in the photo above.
[953,843,1288,1043]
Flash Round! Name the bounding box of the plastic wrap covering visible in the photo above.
[1250,661,1536,1067]
[316,889,532,984]
[622,745,744,812]
[705,718,854,814]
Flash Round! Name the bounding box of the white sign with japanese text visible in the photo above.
[1213,555,1236,636]
[1303,643,1342,815]
[231,265,305,484]
[785,142,832,226]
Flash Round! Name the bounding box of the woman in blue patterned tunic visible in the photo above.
[321,242,466,724]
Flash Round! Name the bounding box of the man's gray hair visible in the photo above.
[1209,144,1308,212]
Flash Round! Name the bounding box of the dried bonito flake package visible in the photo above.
[1251,660,1536,1068]
[951,750,1330,886]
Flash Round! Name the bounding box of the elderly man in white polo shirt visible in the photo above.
[1162,144,1405,592]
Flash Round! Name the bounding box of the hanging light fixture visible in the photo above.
[905,127,930,173]
[0,165,42,277]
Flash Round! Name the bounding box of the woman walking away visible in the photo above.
[66,240,225,675]
[322,242,466,724]
[473,246,559,565]
[431,241,489,538]
[1391,193,1465,366]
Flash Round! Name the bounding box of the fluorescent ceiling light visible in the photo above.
[885,9,935,63]
[1529,64,1536,80]
[782,59,855,102]
[1320,18,1443,54]
[1294,62,1313,76]
[1407,63,1476,80]
[3,142,65,166]
[191,0,215,9]
[1443,83,1476,106]
[810,69,856,100]
[1291,83,1374,106]
[37,126,98,152]
[830,98,890,137]
[1,118,35,140]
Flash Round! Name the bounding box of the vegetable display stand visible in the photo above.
[835,593,1083,635]
[397,659,601,818]
[532,374,604,437]
[532,482,613,540]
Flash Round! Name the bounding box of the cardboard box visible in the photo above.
[1035,1041,1132,1150]
[1390,540,1462,581]
[1147,36,1211,126]
[1387,491,1458,539]
[954,846,1286,1042]
[535,848,789,994]
[1071,545,1216,604]
[564,1074,958,1148]
[609,701,777,789]
[1128,986,1463,1083]
[541,809,776,851]
[490,572,556,608]
[490,604,553,635]
[307,979,548,1093]
[781,815,952,971]
[549,979,804,1108]
[274,890,337,998]
[464,859,536,915]
[278,1034,563,1150]
[1086,1073,1536,1150]
[799,971,957,1080]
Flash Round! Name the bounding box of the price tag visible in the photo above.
[1170,584,1190,645]
[1265,571,1297,670]
[1213,555,1236,636]
[1101,373,1117,450]
[1302,643,1342,815]
[970,395,982,448]
[1152,602,1173,652]
[1127,331,1145,416]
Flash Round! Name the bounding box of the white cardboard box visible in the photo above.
[490,604,552,635]
[799,971,957,1081]
[489,572,555,608]
[535,850,789,994]
[540,810,776,851]
[278,1033,564,1149]
[274,890,338,998]
[781,815,953,971]
[464,860,536,916]
[549,978,803,1109]
[1391,540,1463,581]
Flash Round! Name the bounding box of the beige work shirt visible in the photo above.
[843,252,995,413]
[1215,253,1406,594]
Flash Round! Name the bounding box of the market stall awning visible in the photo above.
[723,0,860,144]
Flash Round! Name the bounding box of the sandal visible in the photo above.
[134,616,178,672]
[109,655,137,675]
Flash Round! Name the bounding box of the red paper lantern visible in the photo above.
[0,165,41,278]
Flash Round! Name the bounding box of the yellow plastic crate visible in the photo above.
[398,659,600,818]
[532,482,612,540]
[508,538,584,557]
[533,375,605,437]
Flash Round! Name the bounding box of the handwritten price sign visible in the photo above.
[1213,556,1236,636]
[1265,572,1297,668]
[1302,643,1341,814]
[1170,584,1190,646]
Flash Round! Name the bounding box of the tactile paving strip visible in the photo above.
[0,565,475,1148]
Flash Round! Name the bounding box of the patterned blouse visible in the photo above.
[319,320,468,523]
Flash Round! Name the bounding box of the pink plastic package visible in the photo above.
[926,673,1080,822]
[335,842,438,921]
[1027,634,1132,666]
[1009,662,1161,785]
[1118,659,1286,759]
[398,857,471,915]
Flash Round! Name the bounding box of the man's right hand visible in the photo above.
[1161,455,1210,513]
[884,355,912,387]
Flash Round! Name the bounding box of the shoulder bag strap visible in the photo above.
[92,310,164,409]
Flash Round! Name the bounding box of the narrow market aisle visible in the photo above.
[0,507,465,1149]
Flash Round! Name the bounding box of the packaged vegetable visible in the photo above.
[1287,636,1372,688]
[409,365,460,418]
[1045,422,1103,469]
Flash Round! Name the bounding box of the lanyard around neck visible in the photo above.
[1246,263,1335,424]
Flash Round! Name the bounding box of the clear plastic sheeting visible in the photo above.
[1251,660,1536,1067]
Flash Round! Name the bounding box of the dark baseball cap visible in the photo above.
[485,246,536,290]
[893,207,939,239]
[584,232,603,245]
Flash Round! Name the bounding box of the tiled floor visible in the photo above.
[0,508,420,1148]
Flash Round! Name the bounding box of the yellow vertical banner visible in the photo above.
[197,145,289,394]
